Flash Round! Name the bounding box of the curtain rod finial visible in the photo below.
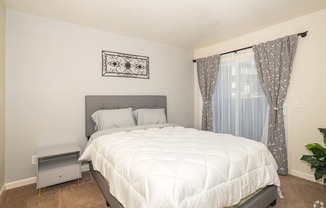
[299,31,308,37]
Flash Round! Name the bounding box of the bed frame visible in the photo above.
[85,95,277,208]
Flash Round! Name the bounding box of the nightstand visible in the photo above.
[36,144,81,194]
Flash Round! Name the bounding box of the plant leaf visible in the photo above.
[301,155,321,168]
[306,143,326,152]
[314,168,326,180]
[319,128,326,146]
[302,129,326,183]
[318,128,326,137]
[305,143,326,158]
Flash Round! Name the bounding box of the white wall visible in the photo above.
[194,9,326,181]
[6,10,194,183]
[0,1,5,194]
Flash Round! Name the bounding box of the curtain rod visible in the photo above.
[192,31,308,63]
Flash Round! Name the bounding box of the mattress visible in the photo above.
[80,124,280,208]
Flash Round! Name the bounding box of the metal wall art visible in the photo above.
[102,50,149,79]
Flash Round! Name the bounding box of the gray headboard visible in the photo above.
[85,95,167,138]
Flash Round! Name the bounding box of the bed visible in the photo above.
[81,95,279,208]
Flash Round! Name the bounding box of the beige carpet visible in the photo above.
[274,175,326,208]
[0,172,106,208]
[0,171,325,208]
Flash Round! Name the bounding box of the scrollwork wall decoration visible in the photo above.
[102,50,149,79]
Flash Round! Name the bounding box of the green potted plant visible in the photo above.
[301,128,326,183]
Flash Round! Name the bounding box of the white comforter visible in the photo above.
[80,125,280,208]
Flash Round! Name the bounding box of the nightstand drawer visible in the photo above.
[37,164,81,189]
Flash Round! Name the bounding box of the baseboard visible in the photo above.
[290,169,324,184]
[5,177,36,190]
[5,163,90,190]
[0,183,5,196]
[81,162,90,172]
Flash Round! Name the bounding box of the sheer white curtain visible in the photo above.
[212,49,268,143]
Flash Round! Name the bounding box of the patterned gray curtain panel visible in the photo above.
[197,55,220,131]
[253,34,298,175]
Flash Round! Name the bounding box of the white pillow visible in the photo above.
[133,108,166,125]
[91,108,135,131]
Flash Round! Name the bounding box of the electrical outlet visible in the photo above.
[294,99,301,108]
[31,155,37,165]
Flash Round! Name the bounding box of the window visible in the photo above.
[212,49,268,142]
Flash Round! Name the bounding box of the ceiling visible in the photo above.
[3,0,326,49]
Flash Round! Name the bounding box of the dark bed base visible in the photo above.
[90,162,124,208]
[89,162,277,208]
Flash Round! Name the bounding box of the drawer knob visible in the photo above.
[59,174,62,178]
